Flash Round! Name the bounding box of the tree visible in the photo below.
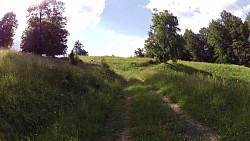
[21,0,69,57]
[198,27,214,62]
[208,19,230,63]
[134,48,145,57]
[245,12,250,26]
[144,10,180,63]
[208,10,250,65]
[72,40,88,56]
[0,12,18,48]
[183,29,206,62]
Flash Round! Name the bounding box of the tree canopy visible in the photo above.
[144,10,180,63]
[143,9,250,66]
[21,0,69,57]
[207,10,250,65]
[72,40,88,56]
[0,12,18,48]
[134,48,146,57]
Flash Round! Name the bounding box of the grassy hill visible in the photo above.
[0,51,250,140]
[81,56,250,140]
[0,50,125,141]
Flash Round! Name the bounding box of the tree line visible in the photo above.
[0,0,88,57]
[135,10,250,67]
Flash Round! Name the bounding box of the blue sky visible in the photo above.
[101,0,151,36]
[0,0,250,56]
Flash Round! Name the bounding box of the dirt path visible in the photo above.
[119,94,131,141]
[161,95,221,141]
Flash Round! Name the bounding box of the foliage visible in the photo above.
[21,0,69,57]
[183,29,205,61]
[208,10,250,66]
[134,48,146,57]
[246,12,250,29]
[0,12,18,48]
[183,28,214,62]
[73,40,88,56]
[144,10,180,63]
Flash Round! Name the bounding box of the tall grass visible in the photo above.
[126,82,202,141]
[83,56,250,140]
[145,70,250,140]
[0,50,123,140]
[138,63,250,140]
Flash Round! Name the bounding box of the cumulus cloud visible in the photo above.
[0,0,106,51]
[63,0,106,52]
[79,28,146,57]
[146,0,250,33]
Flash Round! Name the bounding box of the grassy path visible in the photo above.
[119,94,132,141]
[80,57,250,140]
[161,95,221,141]
[125,81,203,141]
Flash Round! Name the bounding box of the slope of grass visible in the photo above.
[178,60,250,82]
[126,82,202,141]
[81,56,250,140]
[0,50,124,141]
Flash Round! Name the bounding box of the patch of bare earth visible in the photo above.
[160,95,221,141]
[119,95,131,141]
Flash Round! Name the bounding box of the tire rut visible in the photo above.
[119,95,131,141]
[161,95,221,141]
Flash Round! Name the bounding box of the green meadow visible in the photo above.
[0,50,250,140]
[81,56,250,140]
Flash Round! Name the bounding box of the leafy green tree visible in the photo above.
[198,27,214,62]
[183,29,206,62]
[73,40,88,56]
[208,20,230,63]
[134,48,145,57]
[174,34,191,61]
[208,10,250,65]
[0,12,18,48]
[21,0,69,57]
[144,10,180,63]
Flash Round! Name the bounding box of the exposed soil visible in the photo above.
[119,95,131,141]
[160,95,221,141]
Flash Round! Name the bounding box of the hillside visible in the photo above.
[81,56,250,140]
[0,50,125,141]
[0,51,250,140]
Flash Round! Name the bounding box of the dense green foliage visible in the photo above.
[0,50,124,140]
[183,28,213,62]
[144,10,180,63]
[208,10,250,65]
[182,10,250,66]
[82,56,250,140]
[0,12,18,48]
[144,10,250,67]
[21,0,69,56]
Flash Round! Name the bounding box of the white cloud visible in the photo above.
[146,0,250,33]
[63,0,106,53]
[64,0,105,33]
[80,28,146,57]
[0,0,106,51]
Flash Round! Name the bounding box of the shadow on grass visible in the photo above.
[167,63,212,77]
